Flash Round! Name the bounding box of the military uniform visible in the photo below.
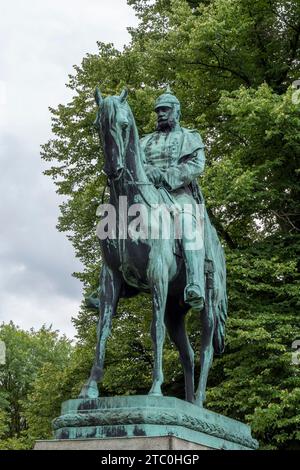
[140,89,206,308]
[141,126,205,206]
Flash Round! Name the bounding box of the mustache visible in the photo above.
[156,116,176,130]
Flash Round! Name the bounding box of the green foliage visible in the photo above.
[4,0,297,450]
[0,323,72,449]
[205,239,300,449]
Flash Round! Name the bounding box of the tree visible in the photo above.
[0,322,72,449]
[41,0,300,449]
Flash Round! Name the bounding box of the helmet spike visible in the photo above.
[154,86,180,110]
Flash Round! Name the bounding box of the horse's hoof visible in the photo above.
[148,392,163,397]
[194,397,204,407]
[78,381,99,399]
[148,387,163,397]
[185,396,194,404]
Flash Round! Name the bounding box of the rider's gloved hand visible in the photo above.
[145,165,164,186]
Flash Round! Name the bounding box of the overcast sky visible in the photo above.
[0,0,138,337]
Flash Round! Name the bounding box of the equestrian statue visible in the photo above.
[79,86,228,407]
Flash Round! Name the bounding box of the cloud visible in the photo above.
[0,0,137,337]
[0,292,79,339]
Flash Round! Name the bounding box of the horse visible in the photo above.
[79,88,227,406]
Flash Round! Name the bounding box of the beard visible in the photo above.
[156,116,177,132]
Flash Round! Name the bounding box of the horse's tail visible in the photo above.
[204,209,228,354]
[212,242,227,354]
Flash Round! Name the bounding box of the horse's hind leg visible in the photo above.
[195,285,214,407]
[79,265,122,398]
[148,258,169,397]
[165,296,194,403]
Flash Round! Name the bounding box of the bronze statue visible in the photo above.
[79,87,227,407]
[141,86,206,311]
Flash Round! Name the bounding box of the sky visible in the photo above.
[0,0,138,338]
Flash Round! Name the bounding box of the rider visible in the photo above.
[140,87,206,311]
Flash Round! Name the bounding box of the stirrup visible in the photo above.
[184,283,204,310]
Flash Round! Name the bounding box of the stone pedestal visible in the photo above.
[34,435,212,450]
[35,396,258,450]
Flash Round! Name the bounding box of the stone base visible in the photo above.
[35,435,212,450]
[42,395,258,451]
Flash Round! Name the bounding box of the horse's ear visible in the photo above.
[119,88,128,103]
[95,87,103,107]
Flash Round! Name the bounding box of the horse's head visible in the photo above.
[94,88,130,180]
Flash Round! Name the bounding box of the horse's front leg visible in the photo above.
[148,255,169,397]
[195,284,214,407]
[79,265,122,398]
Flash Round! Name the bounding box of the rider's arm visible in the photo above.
[161,147,205,191]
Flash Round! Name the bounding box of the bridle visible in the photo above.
[101,102,154,208]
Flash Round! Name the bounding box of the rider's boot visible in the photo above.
[176,200,205,311]
[183,244,205,311]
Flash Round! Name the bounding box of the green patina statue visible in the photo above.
[141,86,206,311]
[79,87,227,407]
[52,87,258,449]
